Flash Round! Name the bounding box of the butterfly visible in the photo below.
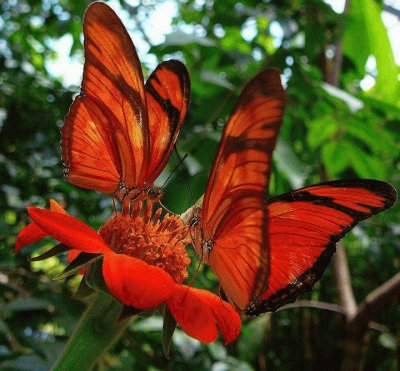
[188,68,286,312]
[61,2,190,203]
[188,69,397,315]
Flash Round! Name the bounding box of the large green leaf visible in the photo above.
[343,0,400,105]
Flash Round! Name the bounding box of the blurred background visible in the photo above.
[1,0,400,369]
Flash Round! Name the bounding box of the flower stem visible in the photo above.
[52,293,132,371]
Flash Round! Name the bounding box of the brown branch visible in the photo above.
[327,0,350,86]
[280,300,345,314]
[341,271,400,371]
[350,272,400,332]
[332,243,358,320]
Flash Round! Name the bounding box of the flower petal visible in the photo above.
[15,199,67,253]
[15,223,46,253]
[206,293,242,344]
[27,207,111,254]
[167,285,241,344]
[102,253,174,309]
[49,199,67,214]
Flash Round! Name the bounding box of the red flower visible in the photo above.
[16,201,240,344]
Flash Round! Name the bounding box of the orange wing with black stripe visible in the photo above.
[195,69,285,311]
[61,2,190,201]
[245,179,397,315]
[145,60,190,182]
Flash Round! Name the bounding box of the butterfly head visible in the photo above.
[189,214,200,228]
[146,187,163,202]
[181,204,202,228]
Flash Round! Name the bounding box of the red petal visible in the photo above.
[27,207,110,254]
[167,285,241,344]
[15,223,46,253]
[206,293,242,344]
[15,200,67,253]
[102,253,174,309]
[49,199,67,214]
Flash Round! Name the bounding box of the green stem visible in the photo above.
[52,293,132,371]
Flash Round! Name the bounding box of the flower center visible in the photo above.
[99,201,191,284]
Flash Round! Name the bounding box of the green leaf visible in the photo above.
[29,243,70,262]
[343,0,400,105]
[346,146,386,179]
[307,116,338,149]
[1,297,50,312]
[274,138,309,189]
[54,253,101,280]
[346,121,398,157]
[73,275,95,301]
[378,332,397,351]
[238,316,270,363]
[85,259,109,294]
[0,319,11,335]
[321,141,350,176]
[162,307,177,359]
[116,305,142,323]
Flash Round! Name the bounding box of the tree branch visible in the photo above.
[350,272,400,332]
[280,300,345,314]
[328,0,350,86]
[333,242,358,320]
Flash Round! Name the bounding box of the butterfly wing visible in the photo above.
[144,60,190,183]
[199,69,285,310]
[61,2,148,195]
[245,179,397,315]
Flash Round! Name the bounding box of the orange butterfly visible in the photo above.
[189,68,286,312]
[61,2,190,203]
[189,69,397,315]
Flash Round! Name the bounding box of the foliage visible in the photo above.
[0,0,399,370]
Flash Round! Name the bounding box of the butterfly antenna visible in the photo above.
[158,199,176,215]
[160,153,188,189]
[188,257,203,288]
[218,285,223,300]
[174,147,195,205]
[112,197,118,215]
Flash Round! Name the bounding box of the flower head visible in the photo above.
[16,200,241,345]
[99,201,191,284]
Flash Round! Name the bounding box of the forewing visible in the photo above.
[62,97,120,193]
[245,179,397,315]
[62,2,148,193]
[144,60,190,183]
[202,69,285,310]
